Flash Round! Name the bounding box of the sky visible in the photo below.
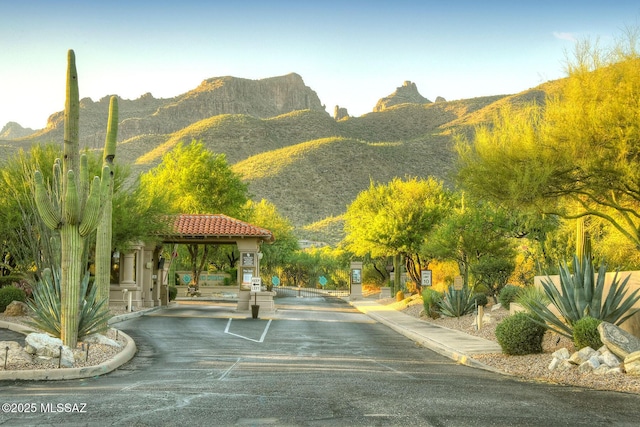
[1,1,639,130]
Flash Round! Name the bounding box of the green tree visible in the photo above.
[343,177,450,290]
[425,197,516,292]
[140,140,249,287]
[456,30,640,250]
[244,199,298,277]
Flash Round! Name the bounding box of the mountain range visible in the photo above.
[0,74,556,244]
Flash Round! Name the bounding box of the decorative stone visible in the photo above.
[82,333,122,348]
[24,333,74,367]
[491,303,502,311]
[624,351,640,376]
[598,322,640,359]
[598,350,621,368]
[578,356,600,372]
[569,347,597,365]
[3,301,30,316]
[548,358,561,371]
[552,348,571,360]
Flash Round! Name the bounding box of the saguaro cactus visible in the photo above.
[33,50,111,348]
[95,96,118,311]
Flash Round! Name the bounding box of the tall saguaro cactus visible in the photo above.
[33,50,111,348]
[95,96,118,311]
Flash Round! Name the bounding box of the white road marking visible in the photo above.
[224,318,272,343]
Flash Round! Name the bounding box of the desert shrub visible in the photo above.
[0,286,26,312]
[168,285,178,301]
[498,285,520,309]
[395,290,405,302]
[0,275,23,288]
[520,255,640,338]
[25,268,110,339]
[572,316,603,350]
[495,312,546,355]
[438,285,475,317]
[422,288,443,319]
[472,292,488,307]
[514,285,549,311]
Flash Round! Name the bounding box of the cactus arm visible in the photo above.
[95,96,118,306]
[103,96,118,164]
[80,154,90,204]
[64,170,81,224]
[79,172,108,236]
[34,170,62,230]
[63,50,80,178]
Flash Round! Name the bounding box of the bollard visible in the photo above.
[477,305,484,330]
[86,342,90,362]
[4,346,8,370]
[58,346,63,368]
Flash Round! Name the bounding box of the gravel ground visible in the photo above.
[381,295,640,395]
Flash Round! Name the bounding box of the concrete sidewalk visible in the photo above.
[350,299,503,371]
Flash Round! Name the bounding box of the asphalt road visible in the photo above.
[1,296,640,426]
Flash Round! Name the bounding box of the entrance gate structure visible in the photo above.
[109,214,274,314]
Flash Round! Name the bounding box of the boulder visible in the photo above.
[3,301,30,316]
[0,341,33,366]
[569,347,597,365]
[598,322,640,359]
[598,350,621,368]
[82,333,122,348]
[24,333,74,367]
[624,351,640,376]
[552,348,571,360]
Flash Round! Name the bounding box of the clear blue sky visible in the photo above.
[1,1,639,130]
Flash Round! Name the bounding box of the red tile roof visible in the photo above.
[170,214,274,241]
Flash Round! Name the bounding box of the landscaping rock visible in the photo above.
[552,348,571,360]
[598,322,640,359]
[3,301,29,316]
[569,347,597,365]
[624,351,640,376]
[24,333,74,367]
[82,333,122,348]
[598,350,621,368]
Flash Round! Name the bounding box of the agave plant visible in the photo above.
[26,267,111,339]
[438,285,475,317]
[520,255,640,338]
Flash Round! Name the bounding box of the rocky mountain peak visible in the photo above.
[0,121,35,140]
[373,80,432,112]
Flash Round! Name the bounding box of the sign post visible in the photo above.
[250,277,261,319]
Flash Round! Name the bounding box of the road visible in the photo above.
[1,296,640,426]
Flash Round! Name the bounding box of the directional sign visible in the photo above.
[251,277,262,293]
[319,276,328,287]
[271,276,280,287]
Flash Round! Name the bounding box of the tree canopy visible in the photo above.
[343,176,450,285]
[140,140,249,217]
[456,31,640,250]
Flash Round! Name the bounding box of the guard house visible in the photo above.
[109,214,274,313]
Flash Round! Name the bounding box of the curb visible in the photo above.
[0,329,136,381]
[0,306,162,381]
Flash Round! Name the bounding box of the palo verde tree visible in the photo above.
[424,196,516,299]
[456,29,640,252]
[33,50,112,348]
[140,140,249,287]
[343,176,450,292]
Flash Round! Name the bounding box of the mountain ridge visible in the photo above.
[0,73,558,243]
